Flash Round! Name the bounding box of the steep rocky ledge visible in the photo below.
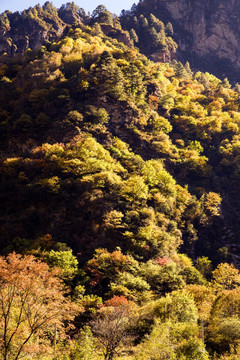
[135,0,240,81]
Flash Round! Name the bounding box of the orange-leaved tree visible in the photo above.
[0,252,76,360]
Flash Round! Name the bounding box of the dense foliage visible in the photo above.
[120,10,177,61]
[0,2,240,359]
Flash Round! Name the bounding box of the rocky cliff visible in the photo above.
[135,0,240,81]
[0,3,132,57]
[0,5,68,56]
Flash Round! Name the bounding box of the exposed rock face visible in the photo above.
[164,0,240,62]
[0,11,67,56]
[137,0,240,81]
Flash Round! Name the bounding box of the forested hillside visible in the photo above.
[1,2,240,360]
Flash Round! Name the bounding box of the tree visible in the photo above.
[92,52,124,98]
[140,15,149,29]
[0,253,75,360]
[222,77,231,89]
[148,27,161,51]
[60,2,80,13]
[136,320,209,360]
[174,62,187,79]
[149,14,164,32]
[180,266,205,285]
[135,321,176,360]
[185,61,193,77]
[85,106,109,125]
[85,248,139,295]
[211,263,240,290]
[197,72,210,90]
[186,285,215,321]
[166,22,174,36]
[71,326,98,360]
[129,28,139,43]
[90,296,138,360]
[207,289,240,354]
[92,5,113,25]
[141,260,184,296]
[46,248,78,277]
[195,256,212,279]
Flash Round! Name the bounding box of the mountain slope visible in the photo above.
[0,13,236,266]
[2,4,240,359]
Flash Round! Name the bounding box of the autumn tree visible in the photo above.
[71,326,98,360]
[207,288,240,354]
[211,263,240,291]
[135,320,209,360]
[90,296,138,360]
[0,253,76,360]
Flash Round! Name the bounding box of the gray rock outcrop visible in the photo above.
[136,0,240,81]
